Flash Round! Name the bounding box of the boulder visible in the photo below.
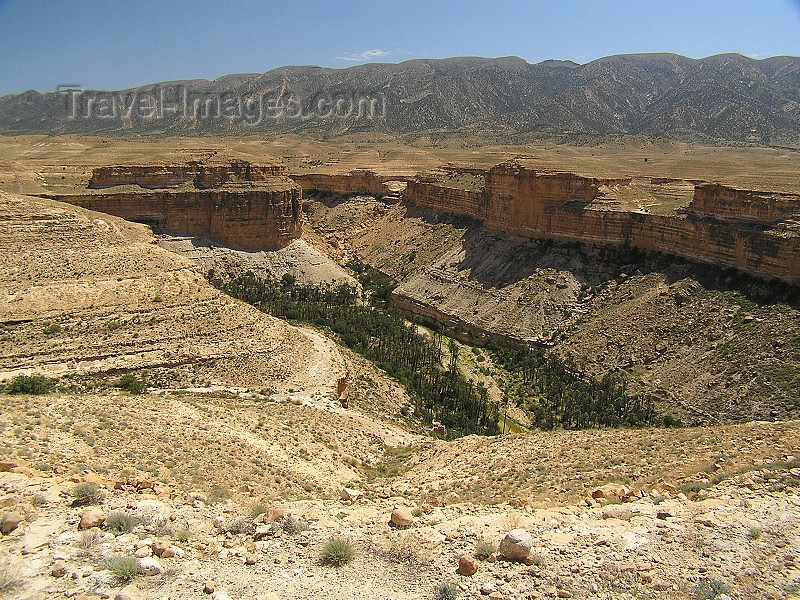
[458,554,478,576]
[390,506,414,527]
[137,557,163,576]
[591,483,633,501]
[601,505,632,521]
[1,510,24,534]
[79,507,105,530]
[498,529,533,561]
[340,488,364,502]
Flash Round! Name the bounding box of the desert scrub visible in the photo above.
[321,536,356,566]
[280,515,310,535]
[206,485,231,504]
[250,503,269,518]
[104,555,139,585]
[4,374,55,395]
[475,539,496,559]
[0,560,21,593]
[116,374,146,394]
[694,578,729,599]
[226,517,253,535]
[175,528,191,542]
[434,582,461,600]
[71,482,103,506]
[106,511,140,535]
[75,529,101,554]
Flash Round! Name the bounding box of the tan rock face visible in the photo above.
[291,170,409,196]
[89,162,288,189]
[498,529,533,561]
[404,161,800,284]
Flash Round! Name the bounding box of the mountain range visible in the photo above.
[1,53,799,147]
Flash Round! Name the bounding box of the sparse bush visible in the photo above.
[32,494,48,507]
[250,503,268,518]
[104,555,139,585]
[321,536,356,566]
[71,482,103,506]
[386,533,422,563]
[747,526,762,540]
[434,582,461,600]
[474,539,496,559]
[0,560,21,593]
[280,515,310,535]
[43,321,62,335]
[75,529,101,554]
[694,578,729,599]
[206,486,231,504]
[175,528,191,542]
[4,374,55,395]
[116,374,146,394]
[106,511,140,535]
[226,517,254,535]
[529,552,546,567]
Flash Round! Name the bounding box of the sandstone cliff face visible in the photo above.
[403,162,800,285]
[89,161,288,189]
[689,183,800,223]
[51,163,302,250]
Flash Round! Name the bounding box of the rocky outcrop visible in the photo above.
[403,162,800,285]
[290,170,410,196]
[89,161,287,189]
[47,163,302,250]
[688,183,800,224]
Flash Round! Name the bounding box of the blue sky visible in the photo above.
[1,0,799,95]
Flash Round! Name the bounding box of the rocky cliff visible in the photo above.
[47,163,302,250]
[290,170,409,196]
[89,161,288,189]
[404,162,800,285]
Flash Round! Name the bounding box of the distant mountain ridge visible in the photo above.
[1,53,799,147]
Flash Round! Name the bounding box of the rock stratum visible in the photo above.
[43,162,302,250]
[403,161,800,285]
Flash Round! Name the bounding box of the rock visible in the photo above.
[652,581,672,591]
[1,510,24,534]
[390,506,414,527]
[162,545,184,558]
[51,562,69,578]
[115,584,144,600]
[245,554,258,565]
[591,484,632,501]
[151,540,169,556]
[557,591,573,598]
[255,595,280,600]
[340,488,364,502]
[253,524,272,540]
[203,582,215,594]
[137,557,163,576]
[79,507,105,530]
[135,545,152,558]
[211,593,233,600]
[254,508,285,523]
[458,554,478,576]
[488,592,503,600]
[498,528,533,561]
[480,583,496,595]
[656,509,673,520]
[0,459,29,472]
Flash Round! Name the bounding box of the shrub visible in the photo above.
[321,536,356,566]
[206,486,231,504]
[694,578,729,599]
[474,539,496,559]
[280,515,310,535]
[747,526,762,540]
[433,582,461,600]
[0,561,21,593]
[175,528,191,542]
[226,517,253,535]
[43,322,62,335]
[386,533,422,564]
[4,374,54,395]
[75,529,101,553]
[250,503,269,518]
[71,482,103,506]
[116,374,146,394]
[106,511,140,535]
[104,555,139,585]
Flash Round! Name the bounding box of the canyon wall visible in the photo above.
[50,163,302,250]
[89,162,288,189]
[689,184,800,223]
[403,162,800,284]
[290,170,410,195]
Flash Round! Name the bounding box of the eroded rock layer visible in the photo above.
[45,163,302,250]
[404,162,800,284]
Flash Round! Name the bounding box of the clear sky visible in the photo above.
[1,0,799,95]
